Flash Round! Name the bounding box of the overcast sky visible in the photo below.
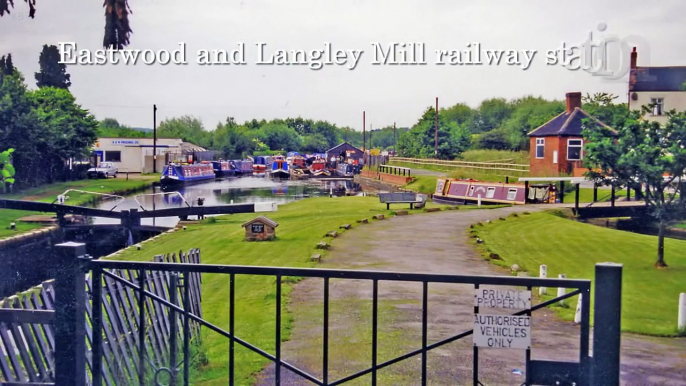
[2,0,685,130]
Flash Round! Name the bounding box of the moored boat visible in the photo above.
[309,158,330,177]
[335,162,355,178]
[231,159,254,174]
[270,156,290,179]
[211,160,236,177]
[253,156,272,173]
[432,178,526,205]
[161,163,216,189]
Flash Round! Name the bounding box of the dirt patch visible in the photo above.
[257,207,686,385]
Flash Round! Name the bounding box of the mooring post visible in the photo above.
[559,181,565,203]
[53,242,89,386]
[593,183,598,202]
[678,293,686,331]
[538,265,547,295]
[611,187,616,208]
[593,263,623,385]
[575,183,580,213]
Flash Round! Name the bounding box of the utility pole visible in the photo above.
[435,97,439,158]
[153,104,158,173]
[393,122,396,154]
[363,111,366,151]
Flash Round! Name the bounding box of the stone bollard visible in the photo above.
[539,265,547,295]
[679,293,686,331]
[574,294,582,324]
[557,274,566,306]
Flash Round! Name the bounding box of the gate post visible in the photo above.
[592,263,623,385]
[53,242,89,386]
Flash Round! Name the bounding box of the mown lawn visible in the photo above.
[109,196,444,385]
[473,211,686,336]
[0,175,158,239]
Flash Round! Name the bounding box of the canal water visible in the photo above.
[94,176,363,227]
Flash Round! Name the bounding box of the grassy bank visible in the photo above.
[0,175,158,239]
[472,211,686,336]
[460,149,530,164]
[109,196,451,384]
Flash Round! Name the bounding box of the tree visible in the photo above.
[470,98,514,133]
[0,54,16,77]
[257,123,301,151]
[441,103,474,127]
[475,128,511,150]
[0,148,16,192]
[97,118,151,138]
[28,87,99,182]
[583,107,686,267]
[500,96,564,150]
[1,0,132,49]
[213,119,256,159]
[35,45,71,89]
[582,93,629,130]
[158,116,211,148]
[397,107,469,159]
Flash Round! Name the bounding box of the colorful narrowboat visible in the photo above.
[231,159,254,174]
[253,156,272,173]
[432,178,527,205]
[161,163,216,189]
[310,159,330,176]
[271,156,290,179]
[211,160,236,177]
[289,155,307,171]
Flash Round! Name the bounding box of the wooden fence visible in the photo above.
[390,157,530,174]
[0,249,203,385]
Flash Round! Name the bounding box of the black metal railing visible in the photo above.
[86,259,594,386]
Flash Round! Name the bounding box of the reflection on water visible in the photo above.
[94,176,362,227]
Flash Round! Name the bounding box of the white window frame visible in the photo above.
[567,139,583,161]
[507,188,517,201]
[535,138,545,159]
[486,187,496,199]
[651,97,664,116]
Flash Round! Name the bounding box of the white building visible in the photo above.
[93,138,206,173]
[629,47,686,124]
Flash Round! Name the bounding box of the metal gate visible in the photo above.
[49,243,623,386]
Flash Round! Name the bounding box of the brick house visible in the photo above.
[528,92,615,176]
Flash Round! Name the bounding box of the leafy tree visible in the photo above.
[500,96,565,150]
[257,123,301,151]
[584,108,686,268]
[35,45,71,89]
[213,120,256,159]
[475,128,511,150]
[441,103,474,127]
[301,134,330,153]
[470,98,514,133]
[1,0,132,49]
[97,118,151,138]
[397,107,469,159]
[582,93,629,130]
[0,148,16,192]
[158,116,211,148]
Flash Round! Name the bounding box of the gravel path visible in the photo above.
[257,207,686,385]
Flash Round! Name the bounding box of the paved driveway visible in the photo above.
[258,207,686,385]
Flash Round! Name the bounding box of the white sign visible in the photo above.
[112,140,140,145]
[474,289,531,309]
[473,314,531,349]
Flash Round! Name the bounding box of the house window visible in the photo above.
[535,138,545,159]
[651,98,664,116]
[507,188,518,201]
[486,187,496,199]
[567,139,583,161]
[105,151,121,162]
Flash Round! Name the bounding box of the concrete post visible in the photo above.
[53,242,89,386]
[557,274,566,306]
[679,293,686,330]
[538,265,547,295]
[477,194,481,208]
[574,294,582,324]
[593,263,623,386]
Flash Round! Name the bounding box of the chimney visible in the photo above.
[566,92,582,113]
[630,47,637,70]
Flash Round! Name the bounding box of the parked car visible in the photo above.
[86,162,118,179]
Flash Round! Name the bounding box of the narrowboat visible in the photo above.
[270,157,290,179]
[231,159,254,175]
[290,155,307,171]
[335,163,355,178]
[253,156,272,173]
[161,163,216,189]
[211,160,236,177]
[432,178,527,205]
[309,158,330,177]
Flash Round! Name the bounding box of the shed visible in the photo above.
[241,216,279,241]
[326,142,364,163]
[528,92,616,177]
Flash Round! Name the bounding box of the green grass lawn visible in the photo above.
[460,149,530,165]
[473,211,686,336]
[0,175,158,239]
[109,196,449,385]
[403,175,438,194]
[674,222,686,229]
